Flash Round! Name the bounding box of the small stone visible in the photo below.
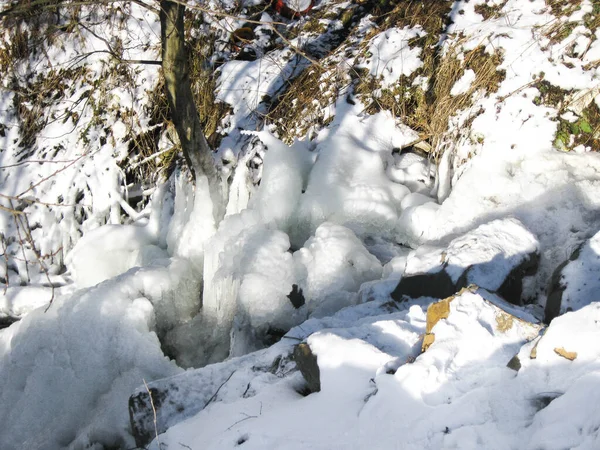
[293,343,321,393]
[506,355,521,371]
[287,284,305,309]
[554,347,577,361]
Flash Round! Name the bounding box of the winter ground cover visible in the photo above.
[2,0,600,449]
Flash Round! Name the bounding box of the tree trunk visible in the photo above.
[160,0,217,188]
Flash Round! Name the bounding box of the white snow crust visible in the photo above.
[4,0,600,448]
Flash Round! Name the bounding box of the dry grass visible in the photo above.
[10,66,90,152]
[269,0,455,144]
[356,42,505,159]
[268,61,346,143]
[125,79,178,182]
[270,0,506,158]
[373,0,452,35]
[474,1,508,20]
[546,0,582,17]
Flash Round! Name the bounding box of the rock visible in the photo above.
[293,343,321,393]
[506,355,522,371]
[0,315,18,330]
[554,347,577,361]
[420,286,541,354]
[544,231,600,323]
[462,250,539,303]
[287,284,305,309]
[128,345,296,449]
[273,0,315,19]
[421,294,454,352]
[393,218,539,305]
[393,266,457,301]
[129,386,169,449]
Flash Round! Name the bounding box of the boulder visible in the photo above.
[545,230,600,322]
[393,218,539,304]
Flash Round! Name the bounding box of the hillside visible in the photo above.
[1,0,600,449]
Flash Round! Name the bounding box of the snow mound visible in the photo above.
[0,277,180,450]
[414,150,600,298]
[151,290,600,450]
[0,285,71,320]
[387,152,435,194]
[143,298,430,449]
[294,222,383,315]
[68,223,160,288]
[443,217,539,288]
[515,303,600,450]
[296,102,419,242]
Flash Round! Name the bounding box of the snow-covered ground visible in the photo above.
[2,0,600,449]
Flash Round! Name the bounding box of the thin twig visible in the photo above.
[225,415,257,431]
[0,204,25,214]
[0,192,80,208]
[143,379,162,450]
[14,211,56,311]
[204,371,235,409]
[225,401,263,431]
[17,151,89,197]
[0,158,82,169]
[1,235,9,295]
[10,200,30,284]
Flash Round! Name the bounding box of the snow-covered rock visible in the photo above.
[151,289,590,450]
[130,298,419,449]
[392,218,540,304]
[0,275,181,450]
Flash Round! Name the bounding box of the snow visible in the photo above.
[4,0,600,448]
[387,152,435,194]
[443,218,539,286]
[283,0,313,12]
[361,26,426,88]
[68,222,160,288]
[554,229,600,314]
[295,101,419,243]
[450,69,476,96]
[294,221,382,312]
[414,149,600,300]
[0,275,180,450]
[247,130,315,234]
[155,289,600,450]
[0,285,69,319]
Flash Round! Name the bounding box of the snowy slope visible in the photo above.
[1,0,600,449]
